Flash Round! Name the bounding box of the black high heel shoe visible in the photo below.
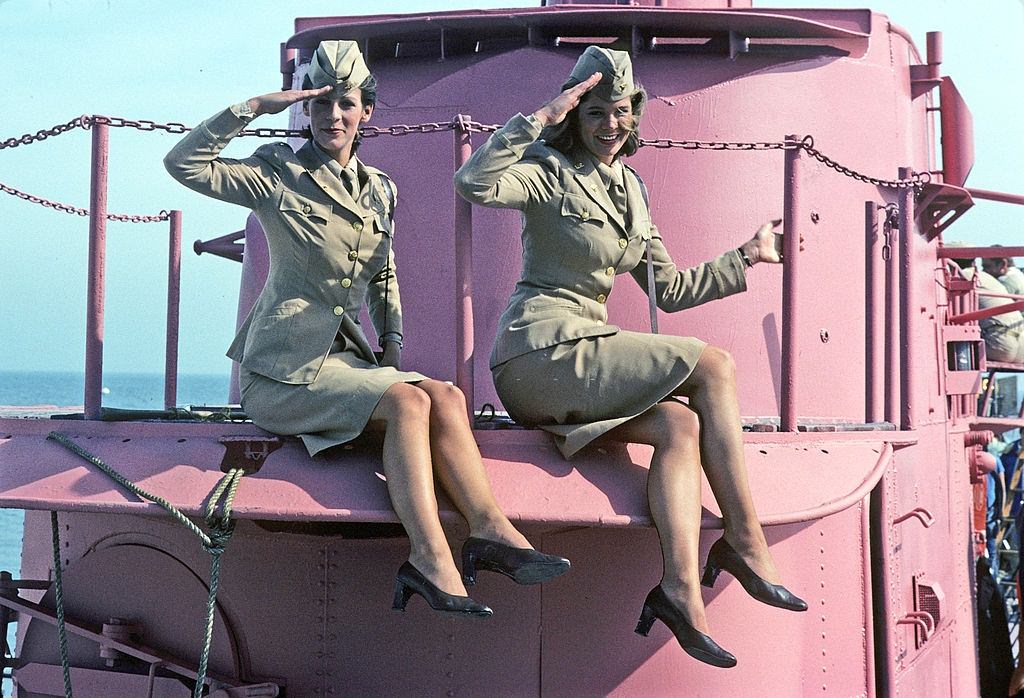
[461,537,571,586]
[392,561,493,617]
[701,537,808,612]
[635,586,737,668]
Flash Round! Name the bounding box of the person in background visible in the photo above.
[455,45,805,668]
[165,40,569,620]
[952,254,1024,363]
[983,255,1024,296]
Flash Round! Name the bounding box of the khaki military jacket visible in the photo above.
[454,113,748,368]
[164,108,402,384]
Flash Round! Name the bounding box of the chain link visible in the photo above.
[639,134,928,190]
[2,115,928,222]
[0,181,170,222]
[0,116,88,151]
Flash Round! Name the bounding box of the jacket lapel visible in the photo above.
[296,141,364,219]
[570,155,627,232]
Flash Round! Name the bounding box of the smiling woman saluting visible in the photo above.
[165,40,569,620]
[455,45,805,668]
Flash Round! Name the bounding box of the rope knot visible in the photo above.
[203,522,234,556]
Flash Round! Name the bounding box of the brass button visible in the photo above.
[580,211,590,221]
[333,306,344,316]
[596,293,607,304]
[605,266,615,277]
[352,220,363,231]
[618,238,627,249]
[348,250,358,261]
[341,278,352,288]
[301,204,312,214]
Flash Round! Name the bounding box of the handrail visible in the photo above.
[965,188,1024,207]
[947,301,1024,325]
[937,245,1024,259]
[757,442,894,526]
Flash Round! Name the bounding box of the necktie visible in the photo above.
[340,168,359,201]
[610,180,627,216]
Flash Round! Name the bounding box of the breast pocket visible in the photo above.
[277,190,333,226]
[560,193,606,228]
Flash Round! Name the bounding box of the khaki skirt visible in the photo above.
[240,340,427,456]
[492,330,705,458]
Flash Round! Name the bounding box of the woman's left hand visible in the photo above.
[380,343,402,370]
[740,219,785,265]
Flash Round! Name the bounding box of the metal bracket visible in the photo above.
[218,436,283,474]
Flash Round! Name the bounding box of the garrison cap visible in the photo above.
[303,40,371,93]
[564,46,635,102]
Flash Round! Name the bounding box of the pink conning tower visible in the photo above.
[3,1,1024,696]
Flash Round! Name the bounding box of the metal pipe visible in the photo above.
[937,244,1024,259]
[780,135,802,432]
[453,117,475,422]
[85,121,109,420]
[964,188,1024,207]
[164,211,182,410]
[862,495,876,698]
[947,300,1024,325]
[926,31,942,66]
[899,170,916,430]
[873,466,897,694]
[865,202,884,422]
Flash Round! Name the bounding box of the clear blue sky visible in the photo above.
[1,0,1021,378]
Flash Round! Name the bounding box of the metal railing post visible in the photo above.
[780,135,802,432]
[865,202,885,423]
[453,117,475,422]
[898,170,916,430]
[164,210,182,410]
[84,120,109,420]
[885,211,900,426]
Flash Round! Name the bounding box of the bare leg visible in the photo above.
[368,383,466,596]
[416,380,531,549]
[605,401,709,633]
[673,346,780,583]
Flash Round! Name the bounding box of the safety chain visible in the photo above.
[4,116,926,224]
[639,135,930,190]
[0,116,88,151]
[0,181,170,222]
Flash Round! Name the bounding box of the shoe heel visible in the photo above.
[700,561,720,588]
[635,604,657,636]
[392,579,414,611]
[461,552,478,587]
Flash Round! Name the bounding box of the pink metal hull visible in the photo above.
[2,4,1018,696]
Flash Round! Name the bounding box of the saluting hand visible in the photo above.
[532,72,603,128]
[243,86,332,118]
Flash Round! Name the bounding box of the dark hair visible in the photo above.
[540,84,647,159]
[301,73,378,153]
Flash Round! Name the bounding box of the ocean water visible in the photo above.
[0,371,229,696]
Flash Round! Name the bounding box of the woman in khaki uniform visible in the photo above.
[166,40,568,619]
[455,46,804,666]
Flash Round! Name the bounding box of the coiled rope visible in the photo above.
[46,431,244,698]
